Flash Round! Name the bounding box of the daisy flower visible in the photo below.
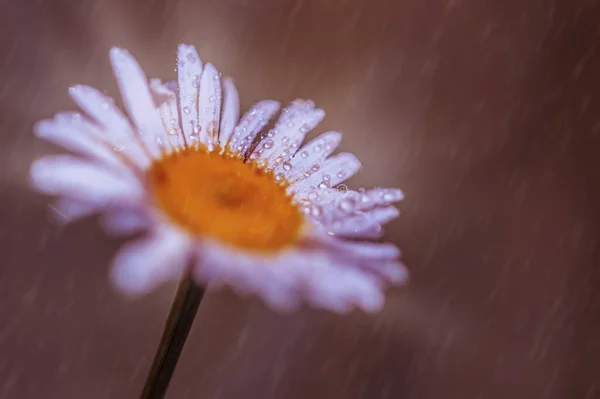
[30,44,407,313]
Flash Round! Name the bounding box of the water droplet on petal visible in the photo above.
[282,162,292,171]
[263,139,275,149]
[336,184,348,193]
[183,106,191,114]
[300,151,309,158]
[192,76,200,88]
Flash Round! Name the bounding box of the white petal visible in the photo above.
[305,264,384,313]
[286,131,341,180]
[35,115,133,176]
[68,85,151,168]
[322,238,401,260]
[176,44,203,144]
[227,100,280,157]
[365,206,400,225]
[111,225,192,295]
[292,152,361,192]
[357,259,409,285]
[321,213,383,238]
[109,48,167,158]
[101,208,150,236]
[30,155,144,206]
[197,63,222,148]
[149,79,186,149]
[218,78,240,148]
[340,188,404,213]
[49,198,98,224]
[252,100,325,169]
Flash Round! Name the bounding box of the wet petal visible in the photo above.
[218,78,240,148]
[176,44,203,144]
[293,152,361,192]
[197,63,222,148]
[286,131,341,180]
[227,100,279,157]
[252,100,325,169]
[68,85,150,168]
[109,48,168,158]
[149,79,186,149]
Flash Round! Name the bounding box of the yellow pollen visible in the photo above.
[147,146,304,252]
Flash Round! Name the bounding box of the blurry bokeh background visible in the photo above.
[1,0,600,397]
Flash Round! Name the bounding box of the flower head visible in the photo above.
[31,44,407,313]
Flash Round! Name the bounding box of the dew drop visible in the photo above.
[318,181,330,189]
[113,145,125,153]
[299,124,310,133]
[337,171,347,179]
[360,194,371,203]
[336,184,348,193]
[282,162,292,171]
[263,139,275,149]
[300,151,309,158]
[314,145,322,153]
[281,136,290,143]
[275,174,284,182]
[323,174,331,181]
[168,128,178,136]
[192,76,200,88]
[308,191,319,200]
[311,164,320,172]
[183,106,191,114]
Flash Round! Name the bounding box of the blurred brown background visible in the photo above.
[1,0,600,398]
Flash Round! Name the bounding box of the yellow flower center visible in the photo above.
[147,146,304,252]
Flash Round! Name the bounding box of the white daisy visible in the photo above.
[31,44,407,313]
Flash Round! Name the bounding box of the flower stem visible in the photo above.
[140,274,205,399]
